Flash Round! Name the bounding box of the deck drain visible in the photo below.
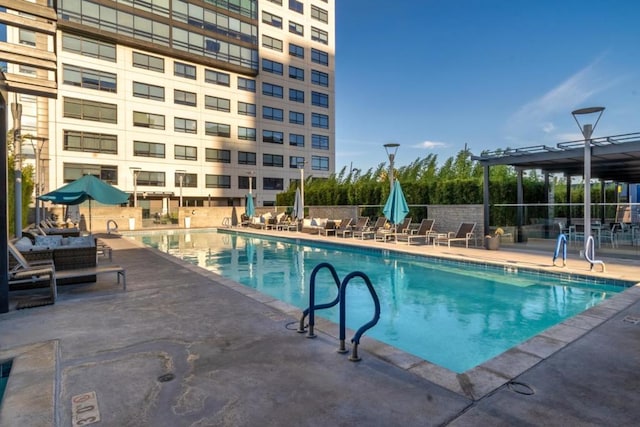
[622,315,640,325]
[157,373,175,382]
[507,381,535,395]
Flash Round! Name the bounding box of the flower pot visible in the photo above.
[485,236,500,250]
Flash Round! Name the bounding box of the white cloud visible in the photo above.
[413,140,448,149]
[541,122,555,134]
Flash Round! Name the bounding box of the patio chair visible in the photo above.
[321,218,352,237]
[337,217,366,238]
[8,241,58,302]
[353,217,386,240]
[434,222,476,248]
[395,219,435,245]
[376,217,411,242]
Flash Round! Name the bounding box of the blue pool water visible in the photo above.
[0,360,12,402]
[130,229,630,373]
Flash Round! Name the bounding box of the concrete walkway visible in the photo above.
[1,230,639,426]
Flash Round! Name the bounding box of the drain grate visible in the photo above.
[622,315,640,325]
[157,373,175,382]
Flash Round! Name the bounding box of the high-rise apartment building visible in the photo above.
[6,0,335,217]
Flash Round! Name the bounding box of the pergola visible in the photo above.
[473,132,640,239]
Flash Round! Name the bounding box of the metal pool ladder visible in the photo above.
[297,262,381,362]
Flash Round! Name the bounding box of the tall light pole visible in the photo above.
[384,143,400,193]
[247,170,255,195]
[24,136,47,226]
[11,100,22,235]
[298,160,305,213]
[130,167,141,207]
[176,170,186,207]
[572,106,605,254]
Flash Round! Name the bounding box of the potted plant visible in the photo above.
[484,227,504,250]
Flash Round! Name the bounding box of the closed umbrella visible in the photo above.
[292,188,304,220]
[245,194,255,218]
[383,180,409,225]
[38,175,130,232]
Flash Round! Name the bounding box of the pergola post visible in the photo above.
[516,168,524,242]
[483,165,490,237]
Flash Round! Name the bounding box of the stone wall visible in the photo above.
[426,205,484,235]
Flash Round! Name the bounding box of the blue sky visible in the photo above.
[334,0,640,173]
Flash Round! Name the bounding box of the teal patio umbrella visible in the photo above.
[245,194,255,217]
[383,180,409,225]
[38,175,130,232]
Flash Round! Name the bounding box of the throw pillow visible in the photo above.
[35,235,63,248]
[14,236,33,251]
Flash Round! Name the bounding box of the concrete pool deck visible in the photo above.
[1,228,639,426]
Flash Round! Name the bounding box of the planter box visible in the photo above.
[484,236,500,250]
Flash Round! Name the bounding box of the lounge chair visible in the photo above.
[353,217,386,240]
[320,218,352,237]
[337,217,366,238]
[8,242,57,302]
[395,219,435,245]
[434,222,476,248]
[376,217,411,242]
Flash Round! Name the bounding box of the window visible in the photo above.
[262,11,282,28]
[263,154,284,168]
[238,175,256,190]
[312,70,329,87]
[262,59,283,75]
[205,95,230,112]
[312,91,329,108]
[133,52,164,72]
[174,117,197,134]
[133,82,165,101]
[205,69,230,86]
[134,141,165,158]
[176,172,197,188]
[262,83,283,98]
[289,88,304,103]
[206,175,231,189]
[290,156,305,168]
[133,111,165,129]
[175,145,197,161]
[64,97,117,124]
[289,111,304,125]
[289,43,304,58]
[266,0,283,5]
[64,131,117,154]
[311,5,329,23]
[289,21,303,36]
[263,177,284,190]
[289,0,303,14]
[263,130,284,144]
[238,101,256,116]
[62,33,116,62]
[312,155,330,171]
[205,148,231,163]
[312,134,329,150]
[238,77,256,92]
[174,62,196,79]
[238,126,257,141]
[263,106,284,121]
[205,122,231,137]
[289,66,304,81]
[311,27,329,45]
[312,113,329,129]
[238,151,257,165]
[19,29,36,46]
[175,90,197,106]
[136,171,165,187]
[312,48,329,66]
[63,163,118,184]
[262,35,283,52]
[63,65,117,93]
[290,134,304,147]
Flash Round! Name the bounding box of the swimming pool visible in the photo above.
[129,229,631,373]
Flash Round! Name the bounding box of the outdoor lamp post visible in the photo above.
[571,106,605,253]
[25,136,47,225]
[130,167,141,207]
[176,170,186,207]
[384,143,400,193]
[247,170,255,195]
[298,160,305,211]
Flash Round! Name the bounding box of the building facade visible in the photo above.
[7,0,335,218]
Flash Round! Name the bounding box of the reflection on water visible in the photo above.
[134,230,624,373]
